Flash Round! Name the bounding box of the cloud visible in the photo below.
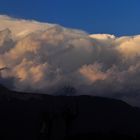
[79,63,107,83]
[0,15,140,106]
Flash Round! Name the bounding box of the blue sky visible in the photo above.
[0,0,140,36]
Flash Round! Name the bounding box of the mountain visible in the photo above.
[0,85,140,140]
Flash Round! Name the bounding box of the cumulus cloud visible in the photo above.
[0,15,140,106]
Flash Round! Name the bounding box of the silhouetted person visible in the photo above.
[39,99,78,140]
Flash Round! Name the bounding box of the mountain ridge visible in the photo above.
[0,85,140,140]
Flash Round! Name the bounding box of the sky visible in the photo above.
[0,0,140,36]
[1,1,140,106]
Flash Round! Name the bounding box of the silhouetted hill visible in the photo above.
[0,85,140,140]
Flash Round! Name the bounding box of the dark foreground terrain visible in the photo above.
[0,85,140,140]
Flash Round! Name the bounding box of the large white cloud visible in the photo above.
[0,15,140,106]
